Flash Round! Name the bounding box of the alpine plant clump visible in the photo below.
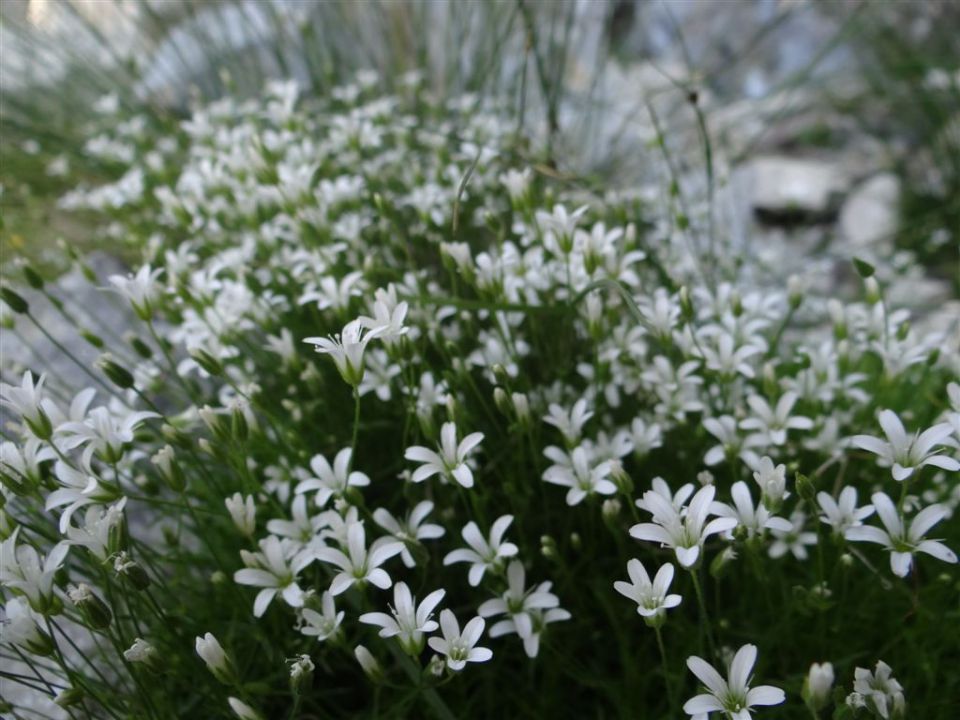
[1,76,958,719]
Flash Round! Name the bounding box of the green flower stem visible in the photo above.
[654,625,676,716]
[690,569,716,657]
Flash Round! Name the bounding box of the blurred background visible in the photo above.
[1,0,958,294]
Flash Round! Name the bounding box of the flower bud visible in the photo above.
[196,633,237,685]
[710,546,738,579]
[787,275,804,309]
[803,662,834,711]
[795,472,816,503]
[227,698,263,720]
[96,353,135,390]
[1,287,29,314]
[493,387,511,417]
[191,349,224,376]
[151,445,185,492]
[80,329,105,349]
[354,645,383,683]
[511,392,531,428]
[69,584,112,629]
[864,277,881,305]
[21,263,44,290]
[225,493,256,537]
[129,336,154,359]
[54,688,85,708]
[852,256,875,278]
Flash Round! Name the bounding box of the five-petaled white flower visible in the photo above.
[404,422,484,488]
[444,515,519,586]
[740,392,813,446]
[296,448,370,507]
[630,485,736,569]
[845,492,957,577]
[817,487,874,536]
[543,399,593,445]
[613,558,681,625]
[0,372,52,439]
[479,561,565,657]
[314,522,403,595]
[852,660,905,719]
[300,591,344,642]
[372,500,445,568]
[234,536,314,617]
[359,581,445,655]
[542,446,615,506]
[427,609,493,671]
[683,644,785,719]
[0,528,70,614]
[711,481,793,540]
[108,264,163,319]
[851,409,959,481]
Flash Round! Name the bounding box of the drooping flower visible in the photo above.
[444,515,519,586]
[359,581,445,655]
[404,422,484,488]
[851,409,959,481]
[683,644,785,719]
[613,559,681,625]
[845,492,957,577]
[427,609,493,671]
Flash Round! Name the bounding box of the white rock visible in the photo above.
[740,156,848,218]
[839,173,901,248]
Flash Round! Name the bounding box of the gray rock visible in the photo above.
[737,156,849,223]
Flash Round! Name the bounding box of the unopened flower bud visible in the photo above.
[96,354,135,389]
[196,633,237,685]
[0,287,29,314]
[354,645,383,682]
[697,470,714,486]
[80,329,105,349]
[710,546,738,579]
[21,264,45,290]
[864,276,881,305]
[803,662,834,711]
[225,493,256,537]
[54,688,85,708]
[493,387,511,417]
[787,275,804,309]
[151,445,185,492]
[511,392,531,427]
[228,698,263,720]
[191,349,224,376]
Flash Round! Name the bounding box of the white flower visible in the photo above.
[372,500,445,568]
[58,406,159,465]
[499,168,532,201]
[851,409,959,481]
[234,536,314,616]
[296,448,370,507]
[46,460,121,533]
[478,561,564,657]
[443,515,519,586]
[853,661,905,719]
[64,498,127,561]
[266,495,325,547]
[699,333,761,379]
[613,559,681,624]
[354,644,382,680]
[358,285,409,346]
[1,438,56,492]
[225,493,256,537]
[304,319,381,387]
[845,492,957,577]
[535,203,588,253]
[300,591,344,642]
[108,264,163,319]
[1,597,53,655]
[817,487,874,535]
[768,510,818,560]
[124,638,158,665]
[630,485,736,568]
[635,477,695,517]
[703,415,759,467]
[740,392,813,446]
[542,399,593,445]
[427,609,493,671]
[683,644,785,719]
[0,371,52,438]
[196,632,234,683]
[404,422,484,488]
[749,457,789,509]
[313,522,403,595]
[542,446,615,506]
[710,482,792,540]
[0,528,70,614]
[359,581,445,655]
